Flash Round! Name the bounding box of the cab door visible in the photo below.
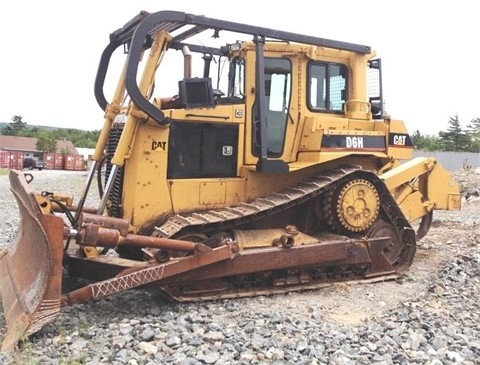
[244,53,299,167]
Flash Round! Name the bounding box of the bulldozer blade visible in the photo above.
[0,170,64,351]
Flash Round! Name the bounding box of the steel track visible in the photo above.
[152,166,417,301]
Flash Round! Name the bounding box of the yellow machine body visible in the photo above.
[0,10,460,350]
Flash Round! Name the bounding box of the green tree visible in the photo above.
[36,135,58,153]
[438,114,470,151]
[1,115,101,147]
[411,130,425,149]
[47,127,100,148]
[410,130,441,151]
[1,115,27,135]
[466,117,480,152]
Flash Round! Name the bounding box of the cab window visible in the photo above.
[228,57,245,99]
[308,62,347,113]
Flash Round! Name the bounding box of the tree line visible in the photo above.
[1,115,100,152]
[411,114,480,152]
[1,113,479,153]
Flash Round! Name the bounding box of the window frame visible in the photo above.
[307,61,348,114]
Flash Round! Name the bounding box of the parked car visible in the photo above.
[23,157,47,170]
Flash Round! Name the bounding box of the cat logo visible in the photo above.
[152,141,167,151]
[393,135,407,145]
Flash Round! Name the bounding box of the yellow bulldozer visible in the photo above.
[0,10,461,350]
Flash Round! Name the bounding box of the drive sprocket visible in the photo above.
[331,178,380,233]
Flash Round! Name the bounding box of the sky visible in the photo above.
[0,1,478,136]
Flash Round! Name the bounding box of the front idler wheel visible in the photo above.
[366,220,403,267]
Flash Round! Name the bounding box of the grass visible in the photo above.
[0,169,9,176]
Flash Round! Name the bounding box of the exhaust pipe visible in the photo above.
[182,45,191,79]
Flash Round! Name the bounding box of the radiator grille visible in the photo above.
[105,123,125,218]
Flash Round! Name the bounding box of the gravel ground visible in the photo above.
[0,168,479,365]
